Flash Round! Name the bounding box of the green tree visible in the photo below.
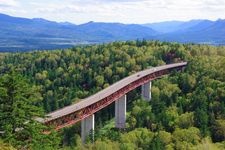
[211,119,225,142]
[172,127,201,150]
[161,106,179,132]
[0,72,59,149]
[149,134,164,150]
[86,139,120,150]
[95,75,105,88]
[175,112,194,129]
[120,128,154,149]
[194,108,209,136]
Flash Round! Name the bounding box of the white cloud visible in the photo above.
[0,0,225,23]
[0,0,18,7]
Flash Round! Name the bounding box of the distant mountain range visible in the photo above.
[144,19,225,44]
[143,20,204,33]
[0,13,225,52]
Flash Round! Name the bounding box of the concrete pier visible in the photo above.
[141,81,151,101]
[81,114,94,143]
[115,95,127,128]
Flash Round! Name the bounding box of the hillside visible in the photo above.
[143,20,203,33]
[78,21,156,41]
[154,19,225,44]
[1,13,225,52]
[0,13,157,51]
[0,40,225,149]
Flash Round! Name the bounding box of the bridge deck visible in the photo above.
[44,62,187,122]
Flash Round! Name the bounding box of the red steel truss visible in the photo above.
[45,66,183,130]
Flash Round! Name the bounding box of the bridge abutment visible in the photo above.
[115,95,127,128]
[141,81,151,101]
[81,114,94,143]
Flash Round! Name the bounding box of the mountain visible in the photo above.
[143,20,204,33]
[77,21,157,41]
[0,13,83,51]
[0,13,225,52]
[153,19,225,45]
[0,13,157,52]
[178,20,214,32]
[143,21,184,33]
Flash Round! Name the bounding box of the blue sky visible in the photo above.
[0,0,224,24]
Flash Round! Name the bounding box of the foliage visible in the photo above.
[172,127,201,149]
[0,72,60,149]
[0,40,225,149]
[0,140,16,150]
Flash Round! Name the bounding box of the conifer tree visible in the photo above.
[0,71,59,149]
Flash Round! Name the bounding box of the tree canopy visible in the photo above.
[0,40,225,149]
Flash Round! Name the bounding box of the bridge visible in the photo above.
[38,62,187,142]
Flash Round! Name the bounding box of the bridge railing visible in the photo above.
[43,63,187,130]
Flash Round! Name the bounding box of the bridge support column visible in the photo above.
[141,81,151,101]
[81,114,94,143]
[115,95,127,129]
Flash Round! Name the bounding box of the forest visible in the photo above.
[0,40,225,149]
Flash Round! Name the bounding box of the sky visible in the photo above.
[0,0,225,24]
